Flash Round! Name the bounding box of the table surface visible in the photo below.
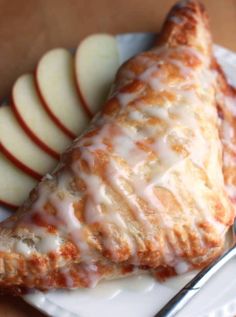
[0,0,236,316]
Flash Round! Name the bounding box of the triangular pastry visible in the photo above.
[0,0,235,293]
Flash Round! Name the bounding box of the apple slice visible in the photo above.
[12,74,72,159]
[35,48,89,138]
[0,106,57,179]
[75,34,119,115]
[0,152,37,208]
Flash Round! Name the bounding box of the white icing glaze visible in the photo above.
[226,185,236,198]
[152,136,182,168]
[117,91,139,108]
[128,110,145,121]
[222,121,234,142]
[224,96,236,116]
[50,193,81,231]
[144,105,169,120]
[14,240,32,256]
[44,173,53,181]
[139,66,166,91]
[112,132,148,166]
[36,234,61,254]
[174,260,189,275]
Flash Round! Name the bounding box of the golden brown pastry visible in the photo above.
[0,0,234,294]
[214,62,236,206]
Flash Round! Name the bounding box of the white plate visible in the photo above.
[1,33,236,317]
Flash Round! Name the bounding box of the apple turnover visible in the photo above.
[0,0,235,293]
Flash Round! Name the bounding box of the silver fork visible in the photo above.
[155,219,236,317]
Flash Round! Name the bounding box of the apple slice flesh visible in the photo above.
[36,48,89,138]
[0,106,57,179]
[75,34,119,115]
[0,152,37,208]
[12,74,72,158]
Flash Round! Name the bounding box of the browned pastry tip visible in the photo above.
[156,0,211,54]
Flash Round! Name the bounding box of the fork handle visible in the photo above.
[155,245,236,317]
